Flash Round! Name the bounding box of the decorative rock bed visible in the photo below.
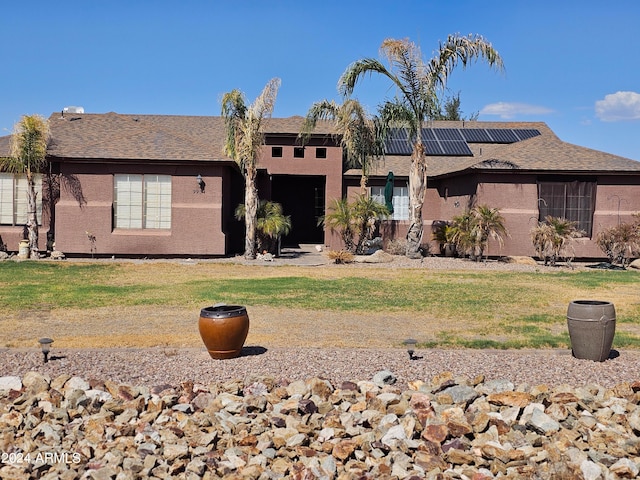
[1,371,640,479]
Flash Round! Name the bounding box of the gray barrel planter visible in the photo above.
[567,300,616,362]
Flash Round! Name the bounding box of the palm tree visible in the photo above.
[321,198,358,253]
[472,205,508,260]
[352,194,390,254]
[339,35,503,258]
[301,99,384,193]
[449,210,475,258]
[0,114,50,258]
[320,195,389,254]
[235,200,292,255]
[222,78,280,259]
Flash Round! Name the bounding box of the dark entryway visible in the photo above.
[270,175,325,246]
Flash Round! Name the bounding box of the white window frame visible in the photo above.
[371,185,409,221]
[0,173,43,226]
[114,174,172,229]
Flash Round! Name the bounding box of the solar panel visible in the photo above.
[384,126,534,155]
[424,140,444,155]
[440,140,473,156]
[384,137,412,155]
[460,128,492,143]
[433,128,464,141]
[420,129,436,141]
[387,128,408,141]
[486,129,519,143]
[513,129,541,141]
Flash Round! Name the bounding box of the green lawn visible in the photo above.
[1,261,639,349]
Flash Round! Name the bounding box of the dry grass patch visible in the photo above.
[1,260,639,350]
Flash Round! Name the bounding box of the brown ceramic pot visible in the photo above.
[198,305,249,359]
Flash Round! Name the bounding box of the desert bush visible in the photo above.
[531,216,583,266]
[596,221,640,267]
[384,238,406,255]
[327,250,355,264]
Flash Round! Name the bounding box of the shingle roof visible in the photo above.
[0,135,10,158]
[46,112,334,162]
[345,120,640,178]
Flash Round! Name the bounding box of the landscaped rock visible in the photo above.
[0,375,22,391]
[2,372,640,478]
[500,255,538,265]
[353,250,394,263]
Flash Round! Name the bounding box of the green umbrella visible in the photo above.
[384,171,394,214]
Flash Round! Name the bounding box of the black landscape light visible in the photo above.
[38,337,54,363]
[403,338,418,360]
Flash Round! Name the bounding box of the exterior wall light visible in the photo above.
[196,175,206,193]
[38,337,54,363]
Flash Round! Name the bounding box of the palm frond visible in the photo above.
[300,99,341,143]
[220,89,247,163]
[428,34,504,91]
[4,114,50,175]
[338,58,393,97]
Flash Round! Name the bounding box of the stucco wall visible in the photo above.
[54,162,236,256]
[259,139,344,250]
[345,172,640,260]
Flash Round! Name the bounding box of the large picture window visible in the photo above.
[371,185,409,221]
[0,173,42,225]
[538,178,596,236]
[114,174,171,229]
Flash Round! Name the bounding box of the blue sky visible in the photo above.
[2,1,639,160]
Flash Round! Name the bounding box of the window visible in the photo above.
[114,174,171,229]
[371,185,409,220]
[538,179,596,236]
[0,173,42,225]
[316,147,327,159]
[271,147,283,157]
[294,147,305,158]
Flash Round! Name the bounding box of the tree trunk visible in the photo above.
[244,167,258,259]
[359,174,367,195]
[405,142,427,258]
[26,173,39,259]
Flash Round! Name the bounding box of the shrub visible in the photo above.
[596,221,640,267]
[327,250,355,264]
[384,238,406,255]
[530,216,583,266]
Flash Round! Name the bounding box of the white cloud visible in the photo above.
[595,91,640,122]
[479,102,554,119]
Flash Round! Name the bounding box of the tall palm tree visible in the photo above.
[301,99,384,193]
[0,114,50,258]
[222,78,281,259]
[339,35,503,258]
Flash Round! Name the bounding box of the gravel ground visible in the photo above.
[2,346,639,390]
